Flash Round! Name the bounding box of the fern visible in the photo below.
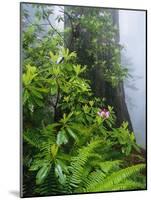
[23,130,42,149]
[68,139,103,190]
[90,160,122,173]
[84,163,145,192]
[83,170,106,192]
[34,164,63,196]
[23,127,146,195]
[104,180,146,191]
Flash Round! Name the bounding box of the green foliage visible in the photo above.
[68,139,103,189]
[22,4,146,197]
[108,121,139,156]
[63,7,128,88]
[84,164,145,192]
[36,164,51,185]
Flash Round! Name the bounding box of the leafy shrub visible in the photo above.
[23,47,146,196]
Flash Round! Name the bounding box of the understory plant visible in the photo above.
[23,47,146,196]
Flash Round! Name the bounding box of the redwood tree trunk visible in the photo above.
[64,7,133,131]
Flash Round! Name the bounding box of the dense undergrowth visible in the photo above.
[22,4,146,197]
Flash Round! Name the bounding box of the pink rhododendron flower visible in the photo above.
[97,108,110,119]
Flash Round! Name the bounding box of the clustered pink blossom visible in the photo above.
[97,108,110,119]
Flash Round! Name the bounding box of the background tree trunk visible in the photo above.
[107,10,133,130]
[64,7,133,131]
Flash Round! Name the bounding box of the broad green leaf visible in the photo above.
[33,97,44,107]
[66,127,79,142]
[51,144,58,158]
[23,89,29,104]
[89,100,94,107]
[57,130,68,146]
[36,164,51,185]
[52,66,60,76]
[30,159,48,171]
[23,64,37,86]
[31,87,43,99]
[49,51,59,63]
[51,85,57,95]
[55,163,66,184]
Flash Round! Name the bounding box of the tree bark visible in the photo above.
[64,7,133,131]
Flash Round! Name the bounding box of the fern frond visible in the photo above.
[89,153,103,161]
[83,170,106,192]
[90,160,122,173]
[104,180,146,191]
[34,164,62,196]
[68,139,103,189]
[23,131,42,148]
[69,123,94,144]
[85,163,145,192]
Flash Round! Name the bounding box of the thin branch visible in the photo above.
[54,79,60,121]
[49,99,55,107]
[25,23,51,27]
[42,7,67,47]
[59,9,75,49]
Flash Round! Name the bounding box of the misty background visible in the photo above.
[119,10,146,148]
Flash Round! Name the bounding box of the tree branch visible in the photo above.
[42,7,67,47]
[59,8,75,49]
[54,79,60,121]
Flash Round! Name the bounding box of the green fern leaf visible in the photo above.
[85,163,145,192]
[23,131,42,148]
[105,180,146,191]
[68,139,104,189]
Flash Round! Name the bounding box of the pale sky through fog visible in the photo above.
[119,10,146,148]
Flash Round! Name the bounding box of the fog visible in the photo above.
[119,10,146,148]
